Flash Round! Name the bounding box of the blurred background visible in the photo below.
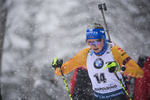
[0,0,149,100]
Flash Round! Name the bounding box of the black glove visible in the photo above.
[104,62,120,73]
[52,58,63,69]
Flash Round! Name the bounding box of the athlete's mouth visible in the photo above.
[94,48,99,51]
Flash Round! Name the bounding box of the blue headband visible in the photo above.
[86,29,105,40]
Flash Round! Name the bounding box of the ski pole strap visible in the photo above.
[60,69,72,100]
[114,73,132,100]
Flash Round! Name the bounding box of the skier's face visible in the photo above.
[87,39,104,53]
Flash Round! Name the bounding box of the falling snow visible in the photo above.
[1,0,150,100]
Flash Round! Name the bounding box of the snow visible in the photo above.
[1,0,150,100]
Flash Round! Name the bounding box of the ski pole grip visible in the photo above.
[98,3,107,11]
[52,58,63,69]
[103,3,107,11]
[98,4,103,10]
[57,59,63,68]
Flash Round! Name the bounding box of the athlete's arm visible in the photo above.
[112,46,143,78]
[55,48,90,76]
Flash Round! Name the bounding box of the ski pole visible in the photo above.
[52,58,72,100]
[59,68,72,100]
[114,72,132,100]
[98,3,132,100]
[98,3,111,42]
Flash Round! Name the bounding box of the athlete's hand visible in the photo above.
[52,58,63,69]
[104,62,120,73]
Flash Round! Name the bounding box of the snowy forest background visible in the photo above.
[0,0,150,100]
